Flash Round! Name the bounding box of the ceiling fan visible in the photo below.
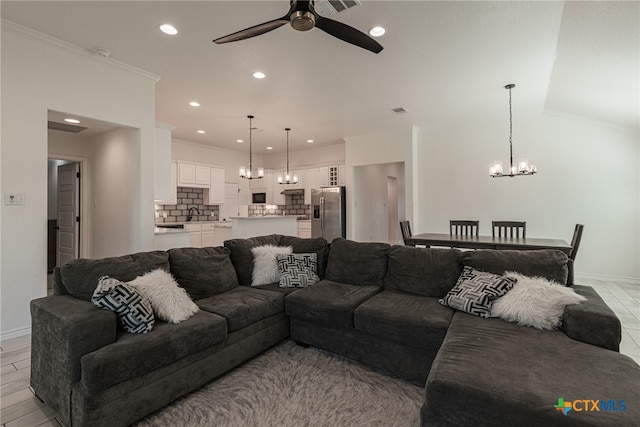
[213,0,383,54]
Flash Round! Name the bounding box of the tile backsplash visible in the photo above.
[249,193,311,218]
[156,187,219,222]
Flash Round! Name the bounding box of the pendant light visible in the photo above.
[489,84,537,177]
[278,128,298,185]
[239,115,264,180]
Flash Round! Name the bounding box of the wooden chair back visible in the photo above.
[399,221,412,245]
[569,224,584,261]
[450,220,479,236]
[492,221,526,238]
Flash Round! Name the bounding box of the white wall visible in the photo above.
[0,22,158,339]
[416,112,640,281]
[344,127,415,241]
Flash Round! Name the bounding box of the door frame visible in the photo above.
[48,153,91,259]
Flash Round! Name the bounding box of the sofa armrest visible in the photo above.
[30,295,117,425]
[561,285,621,352]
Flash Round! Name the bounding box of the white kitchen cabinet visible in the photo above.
[213,224,233,246]
[338,165,346,186]
[297,220,311,238]
[249,174,267,190]
[155,161,177,205]
[184,223,202,247]
[178,162,210,188]
[269,170,286,205]
[318,167,329,187]
[304,168,320,205]
[201,223,216,247]
[207,167,226,204]
[154,122,176,202]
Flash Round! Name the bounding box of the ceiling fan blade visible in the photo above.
[213,18,289,44]
[315,16,383,54]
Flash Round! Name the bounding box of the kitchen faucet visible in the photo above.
[187,207,201,222]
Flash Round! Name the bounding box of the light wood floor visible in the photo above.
[2,279,639,427]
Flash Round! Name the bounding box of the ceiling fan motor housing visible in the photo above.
[290,10,315,31]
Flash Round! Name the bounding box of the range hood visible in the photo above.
[281,189,304,195]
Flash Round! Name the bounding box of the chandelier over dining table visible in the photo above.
[278,127,298,185]
[239,115,264,180]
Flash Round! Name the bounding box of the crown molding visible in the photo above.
[1,19,161,82]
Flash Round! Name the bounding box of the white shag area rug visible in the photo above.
[135,340,423,427]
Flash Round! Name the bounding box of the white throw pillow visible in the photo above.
[491,271,586,330]
[251,245,293,286]
[128,269,199,323]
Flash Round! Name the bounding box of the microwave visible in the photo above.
[252,192,267,204]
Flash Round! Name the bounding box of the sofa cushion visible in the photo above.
[60,251,169,301]
[384,246,463,297]
[91,276,155,334]
[325,239,390,286]
[439,266,516,318]
[354,290,454,349]
[460,249,569,285]
[279,236,330,279]
[168,247,238,300]
[251,245,292,286]
[196,286,285,332]
[285,280,382,328]
[224,235,283,286]
[80,310,227,393]
[251,282,301,296]
[423,312,640,427]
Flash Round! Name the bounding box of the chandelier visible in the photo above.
[278,128,298,185]
[239,115,264,180]
[489,84,537,177]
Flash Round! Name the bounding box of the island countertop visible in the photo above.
[231,216,298,239]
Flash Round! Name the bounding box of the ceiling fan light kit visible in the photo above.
[489,84,537,178]
[239,115,264,180]
[213,0,383,54]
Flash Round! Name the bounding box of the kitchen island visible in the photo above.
[231,216,298,239]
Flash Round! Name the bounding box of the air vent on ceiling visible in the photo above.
[391,107,409,115]
[48,121,88,133]
[314,0,361,17]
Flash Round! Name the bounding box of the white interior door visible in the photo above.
[57,162,80,266]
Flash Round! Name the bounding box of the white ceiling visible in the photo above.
[2,1,638,155]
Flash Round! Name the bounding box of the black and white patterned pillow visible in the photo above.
[92,276,155,333]
[276,253,319,288]
[439,266,516,318]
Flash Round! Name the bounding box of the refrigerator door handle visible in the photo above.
[320,196,325,230]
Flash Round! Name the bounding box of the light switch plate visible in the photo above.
[5,192,25,205]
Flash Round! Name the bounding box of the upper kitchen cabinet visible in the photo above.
[249,174,268,191]
[207,167,226,205]
[178,161,210,188]
[317,165,344,188]
[304,168,320,204]
[338,165,346,186]
[154,122,176,203]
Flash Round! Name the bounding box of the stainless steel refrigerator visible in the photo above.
[311,187,346,242]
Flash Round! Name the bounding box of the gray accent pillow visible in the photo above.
[460,249,569,285]
[279,236,329,279]
[91,276,154,333]
[224,235,283,286]
[60,251,170,301]
[168,246,238,300]
[325,238,390,286]
[384,246,463,297]
[440,266,516,318]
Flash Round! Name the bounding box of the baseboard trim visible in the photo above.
[575,272,640,285]
[0,326,31,342]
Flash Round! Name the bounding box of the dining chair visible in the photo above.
[567,224,584,285]
[450,220,479,236]
[492,221,526,238]
[399,221,413,245]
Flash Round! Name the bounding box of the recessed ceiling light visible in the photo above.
[160,24,178,35]
[307,139,314,143]
[252,71,266,79]
[189,101,200,107]
[197,130,206,134]
[237,139,244,143]
[64,118,80,124]
[369,26,386,37]
[266,146,273,150]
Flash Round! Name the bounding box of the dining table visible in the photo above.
[406,232,572,255]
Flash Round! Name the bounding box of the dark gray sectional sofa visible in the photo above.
[30,235,640,427]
